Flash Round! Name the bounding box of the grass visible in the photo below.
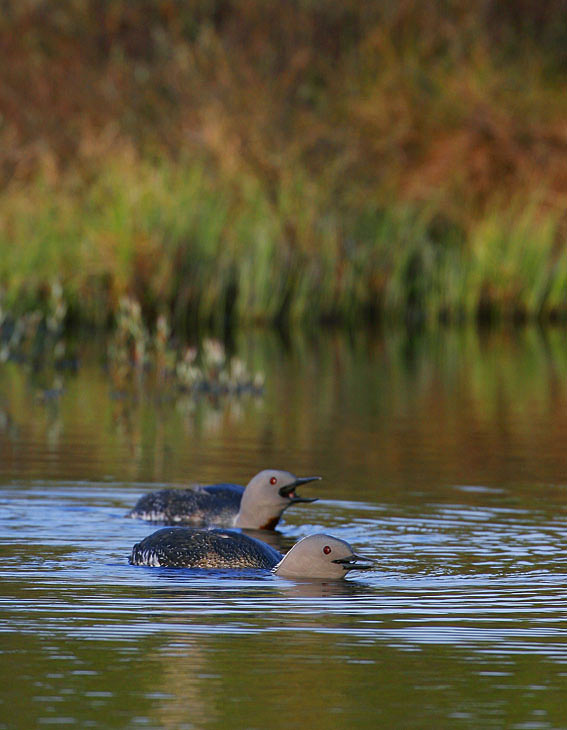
[1,153,566,333]
[2,3,567,333]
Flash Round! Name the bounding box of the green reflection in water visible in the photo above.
[2,326,567,730]
[3,630,567,730]
[1,326,566,494]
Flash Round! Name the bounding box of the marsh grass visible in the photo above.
[1,154,566,332]
[3,3,567,333]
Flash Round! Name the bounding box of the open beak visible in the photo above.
[332,553,375,571]
[279,475,321,503]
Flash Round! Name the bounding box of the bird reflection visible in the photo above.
[137,563,373,600]
[273,575,371,598]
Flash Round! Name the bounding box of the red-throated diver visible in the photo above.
[129,528,374,579]
[127,470,321,530]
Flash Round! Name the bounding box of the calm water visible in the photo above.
[2,327,567,729]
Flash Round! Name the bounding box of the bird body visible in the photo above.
[129,527,373,579]
[129,526,281,570]
[127,484,244,526]
[127,470,320,530]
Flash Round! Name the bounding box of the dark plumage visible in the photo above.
[126,484,244,525]
[129,527,281,569]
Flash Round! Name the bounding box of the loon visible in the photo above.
[127,469,321,530]
[129,528,374,579]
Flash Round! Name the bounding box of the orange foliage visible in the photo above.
[1,1,567,217]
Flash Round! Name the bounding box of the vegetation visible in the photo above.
[2,1,567,331]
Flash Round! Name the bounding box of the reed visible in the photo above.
[2,3,567,332]
[1,154,567,331]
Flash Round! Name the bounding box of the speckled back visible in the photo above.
[129,527,282,569]
[127,484,245,525]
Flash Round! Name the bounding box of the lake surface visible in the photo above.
[1,327,567,729]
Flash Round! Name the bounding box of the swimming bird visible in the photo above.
[127,470,321,530]
[129,527,374,579]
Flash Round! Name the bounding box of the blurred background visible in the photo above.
[3,0,567,333]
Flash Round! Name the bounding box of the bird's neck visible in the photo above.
[235,492,283,530]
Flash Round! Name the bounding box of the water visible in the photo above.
[2,327,567,729]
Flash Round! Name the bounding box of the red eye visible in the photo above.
[323,545,331,555]
[270,477,277,485]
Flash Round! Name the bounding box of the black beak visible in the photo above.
[279,475,321,503]
[332,553,375,571]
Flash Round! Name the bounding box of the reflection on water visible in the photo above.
[2,327,567,729]
[1,326,567,491]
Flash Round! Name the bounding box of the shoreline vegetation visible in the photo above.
[2,2,567,334]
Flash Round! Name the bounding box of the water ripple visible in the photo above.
[1,482,566,669]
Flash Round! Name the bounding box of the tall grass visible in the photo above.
[1,154,566,332]
[2,3,567,333]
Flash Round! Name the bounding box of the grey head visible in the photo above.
[273,533,374,580]
[235,469,321,530]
